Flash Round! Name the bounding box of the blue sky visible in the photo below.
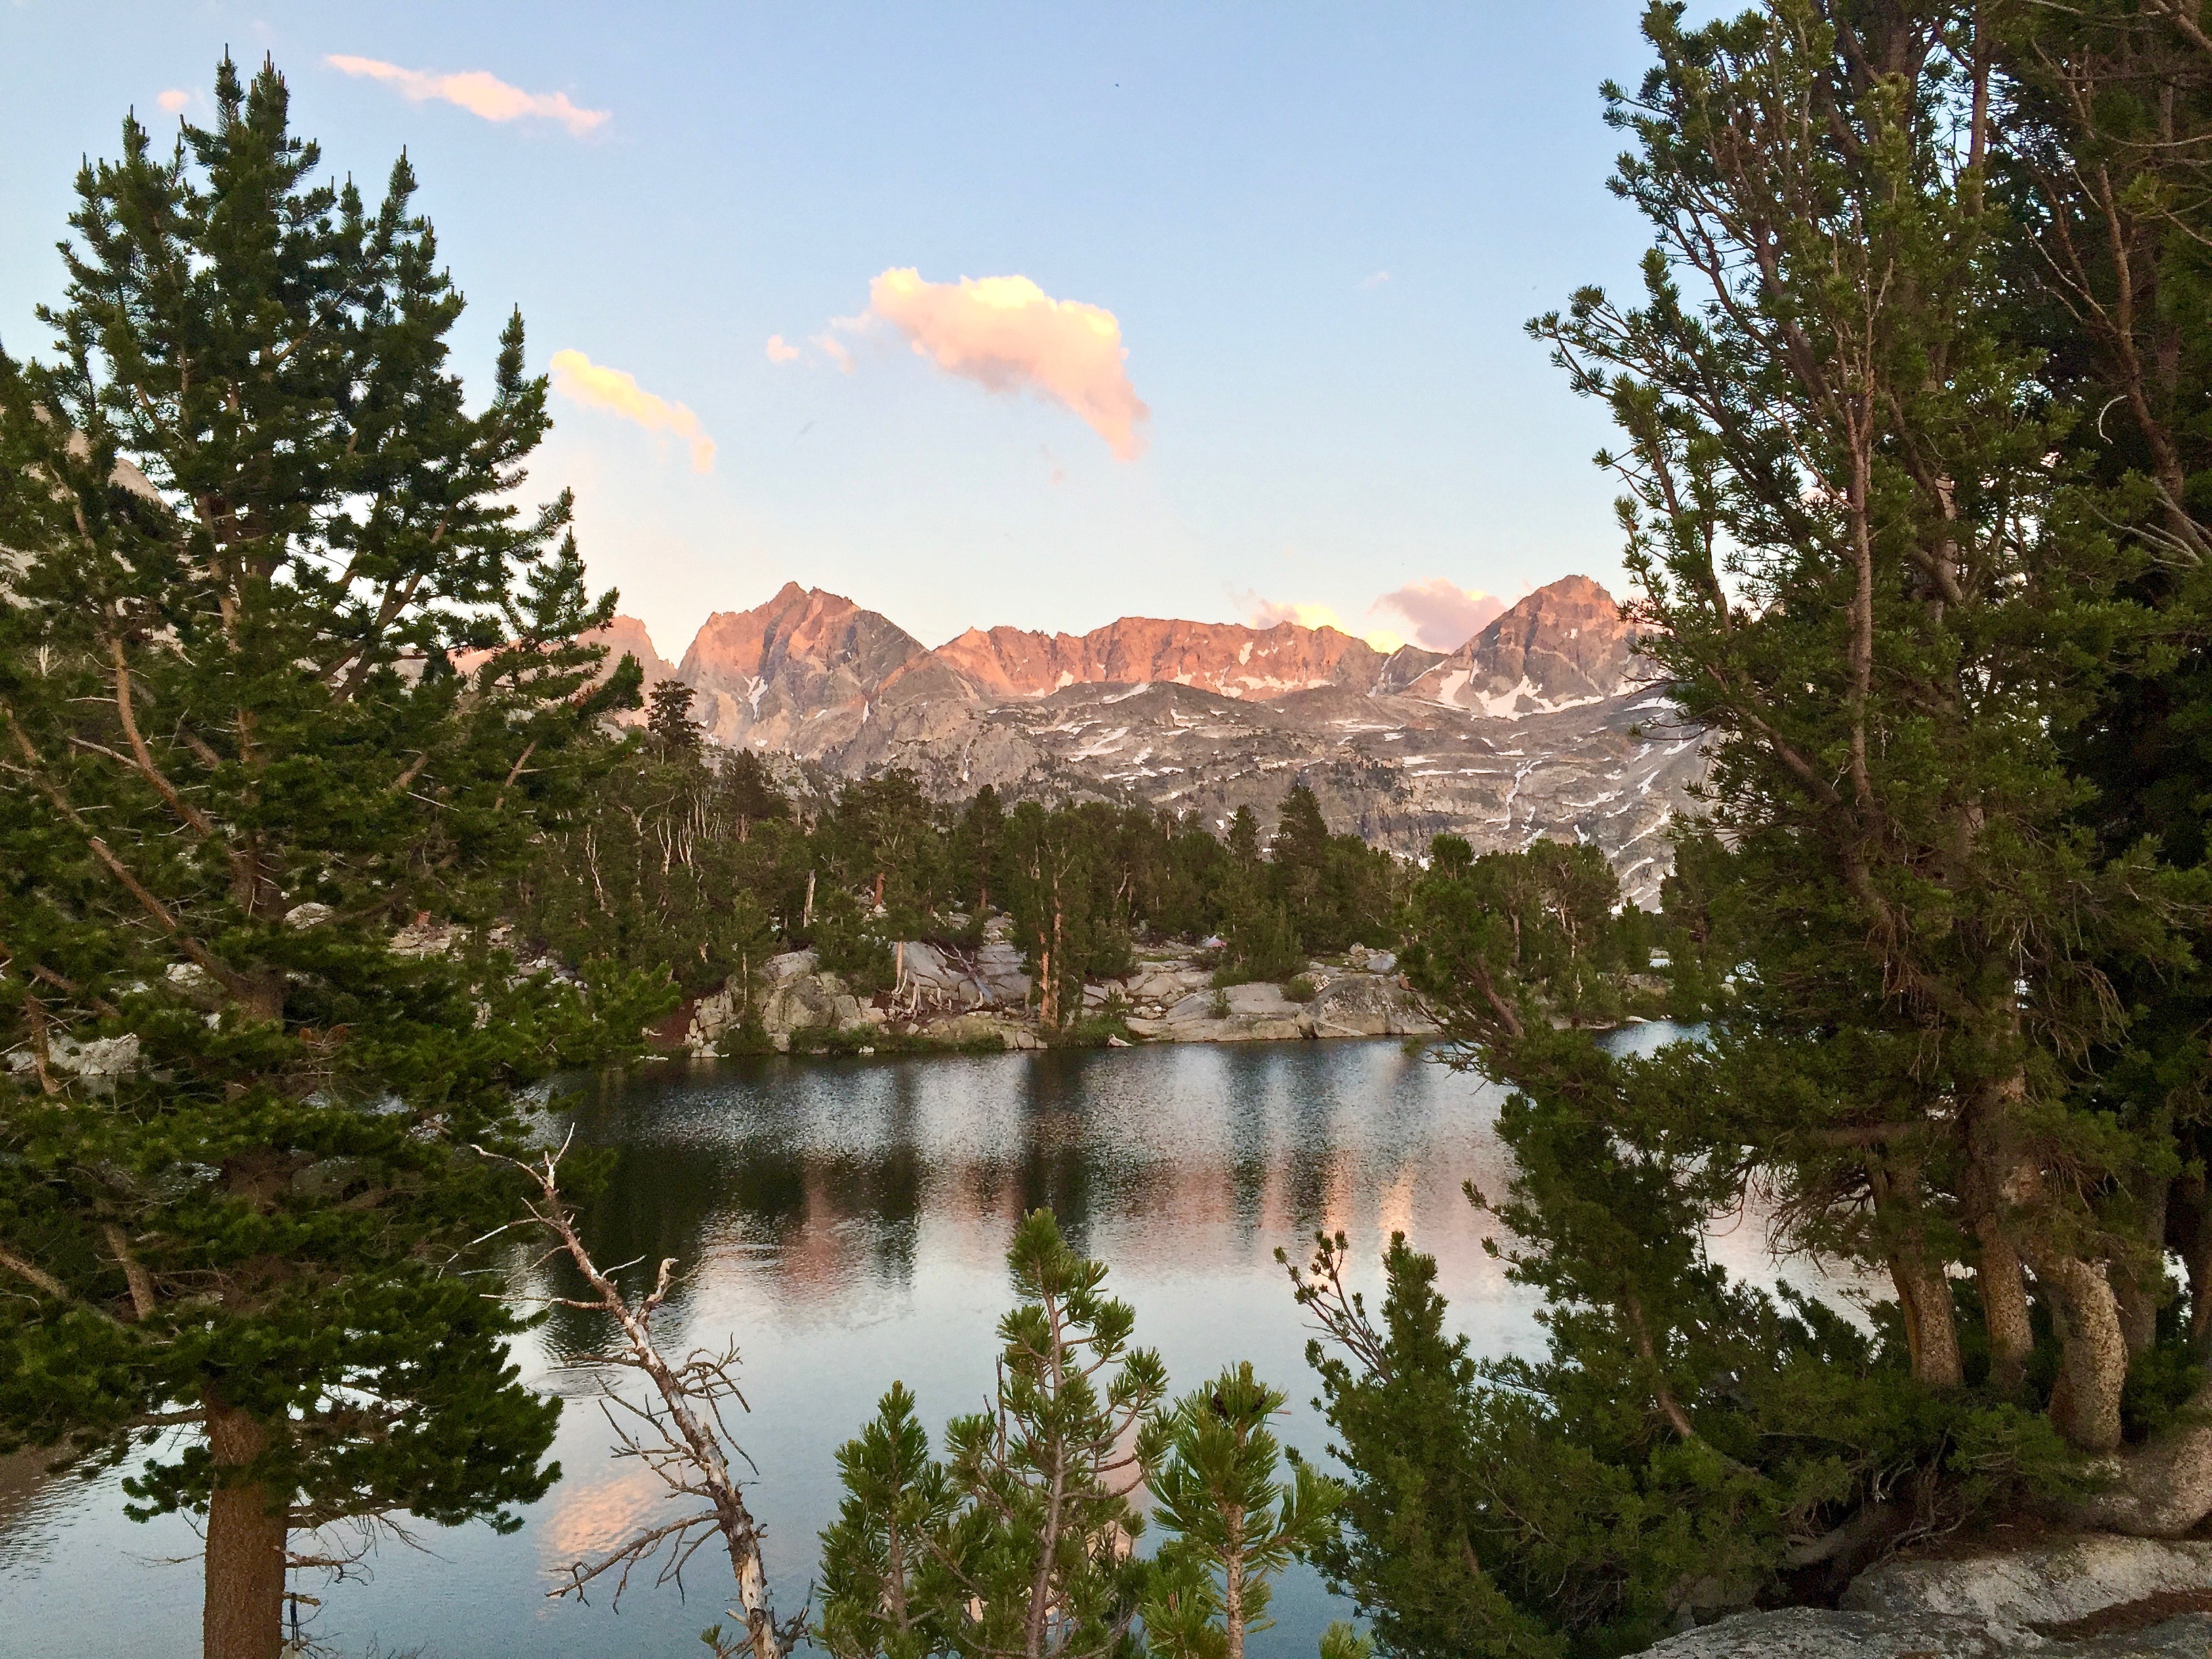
[1,3,1661,657]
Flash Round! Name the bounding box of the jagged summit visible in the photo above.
[1400,574,1649,716]
[623,573,1645,721]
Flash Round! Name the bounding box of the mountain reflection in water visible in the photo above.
[3,1031,1752,1659]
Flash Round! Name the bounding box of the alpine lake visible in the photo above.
[1,1024,1827,1659]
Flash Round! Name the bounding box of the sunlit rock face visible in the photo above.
[676,581,938,755]
[607,575,1701,904]
[1400,573,1650,716]
[931,615,1390,701]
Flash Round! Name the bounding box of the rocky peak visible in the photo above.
[1403,575,1647,716]
[585,614,676,687]
[676,583,931,752]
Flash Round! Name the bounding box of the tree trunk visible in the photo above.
[2034,1248,2131,1454]
[2062,1376,2212,1536]
[2114,1169,2170,1360]
[1973,1219,2035,1397]
[1964,1072,2037,1397]
[1887,1253,1963,1389]
[1872,1164,1962,1388]
[203,1395,285,1659]
[2169,1172,2212,1359]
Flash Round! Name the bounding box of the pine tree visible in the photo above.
[1225,806,1261,867]
[815,1212,1169,1659]
[819,1383,960,1659]
[647,677,705,754]
[1528,0,2187,1455]
[1143,1364,1343,1659]
[0,58,648,1657]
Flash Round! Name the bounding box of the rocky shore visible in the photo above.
[674,918,1437,1056]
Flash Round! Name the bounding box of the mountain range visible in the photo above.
[586,575,1701,903]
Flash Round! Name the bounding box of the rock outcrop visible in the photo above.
[1641,1534,2212,1659]
[1298,972,1431,1038]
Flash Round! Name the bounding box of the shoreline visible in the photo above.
[667,935,1443,1059]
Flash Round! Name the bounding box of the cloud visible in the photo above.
[1359,270,1391,290]
[548,349,714,472]
[764,335,800,365]
[1368,578,1506,651]
[816,333,855,375]
[325,56,609,136]
[157,89,190,113]
[1244,595,1399,653]
[857,268,1149,460]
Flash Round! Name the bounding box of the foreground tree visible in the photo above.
[500,1138,802,1659]
[1528,0,2195,1466]
[1141,1364,1342,1659]
[818,1211,1169,1659]
[0,58,651,1658]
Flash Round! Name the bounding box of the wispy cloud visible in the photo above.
[764,335,800,365]
[548,349,714,472]
[325,56,609,136]
[1369,579,1504,651]
[1359,270,1391,290]
[157,89,190,113]
[852,268,1149,460]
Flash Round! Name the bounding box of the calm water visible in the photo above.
[3,1029,1768,1658]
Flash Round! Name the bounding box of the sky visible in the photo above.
[0,3,1663,659]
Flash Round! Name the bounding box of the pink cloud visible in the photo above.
[1369,579,1505,651]
[765,335,801,365]
[157,89,190,113]
[325,56,608,136]
[859,268,1149,460]
[548,349,714,472]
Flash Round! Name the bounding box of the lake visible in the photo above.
[3,1028,1757,1658]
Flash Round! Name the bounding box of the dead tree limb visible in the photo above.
[487,1134,802,1659]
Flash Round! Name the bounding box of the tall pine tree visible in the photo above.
[0,58,648,1658]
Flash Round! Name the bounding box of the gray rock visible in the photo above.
[761,974,844,1037]
[1298,972,1435,1038]
[1162,1015,1306,1044]
[1222,982,1298,1017]
[1641,1534,2212,1659]
[970,941,1033,1006]
[1640,1607,2028,1658]
[5,1031,141,1081]
[1166,989,1228,1024]
[762,949,819,983]
[1845,1534,2212,1629]
[1638,1606,2212,1657]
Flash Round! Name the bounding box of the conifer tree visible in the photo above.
[1526,0,2187,1458]
[0,58,648,1656]
[816,1212,1169,1659]
[818,1383,959,1659]
[1142,1364,1342,1659]
[647,678,705,755]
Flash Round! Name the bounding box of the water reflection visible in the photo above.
[1,1034,1717,1659]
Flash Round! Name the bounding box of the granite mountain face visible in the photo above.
[589,575,1701,903]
